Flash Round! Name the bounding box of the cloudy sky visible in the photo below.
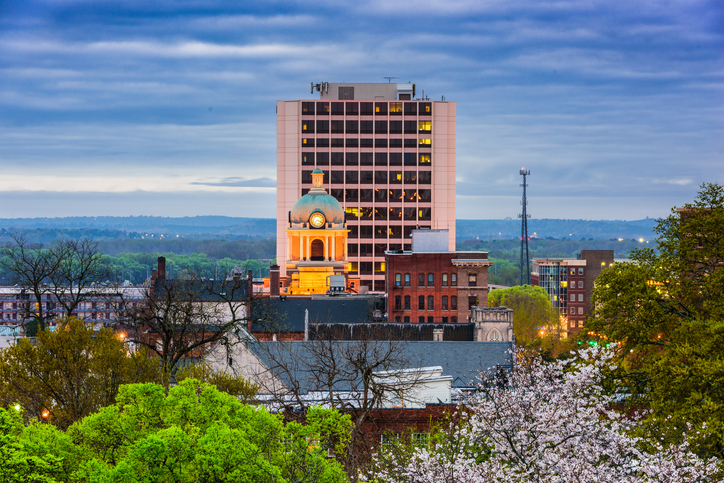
[1,0,722,220]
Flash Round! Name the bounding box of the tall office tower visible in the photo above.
[277,82,456,292]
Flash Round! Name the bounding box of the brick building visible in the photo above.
[277,82,456,293]
[531,250,614,332]
[386,229,491,324]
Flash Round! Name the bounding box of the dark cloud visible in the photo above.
[0,0,722,218]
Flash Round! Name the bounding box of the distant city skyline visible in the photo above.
[1,1,722,220]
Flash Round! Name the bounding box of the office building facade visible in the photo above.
[531,250,614,332]
[277,83,456,292]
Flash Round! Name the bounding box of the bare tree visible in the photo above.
[1,234,115,331]
[47,238,113,318]
[251,335,425,480]
[0,234,61,330]
[121,274,251,384]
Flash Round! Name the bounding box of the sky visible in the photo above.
[0,0,722,221]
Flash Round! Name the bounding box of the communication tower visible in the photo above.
[518,168,531,285]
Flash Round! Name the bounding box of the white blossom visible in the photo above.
[370,347,720,483]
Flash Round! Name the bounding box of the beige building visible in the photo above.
[277,82,456,292]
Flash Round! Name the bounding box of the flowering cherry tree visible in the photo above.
[369,347,720,483]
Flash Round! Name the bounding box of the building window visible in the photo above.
[418,273,425,287]
[442,296,448,310]
[570,294,575,301]
[427,316,434,323]
[442,273,448,286]
[390,102,402,114]
[419,316,425,323]
[451,296,457,310]
[394,296,401,310]
[578,307,584,315]
[579,281,584,288]
[418,121,431,133]
[578,294,584,302]
[570,307,575,314]
[468,296,478,309]
[451,316,457,322]
[404,316,410,323]
[404,273,410,286]
[428,295,434,310]
[468,273,477,287]
[419,154,431,165]
[418,296,425,310]
[578,268,584,275]
[404,296,411,310]
[395,273,401,287]
[488,329,502,341]
[451,274,457,287]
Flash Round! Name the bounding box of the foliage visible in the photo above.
[488,285,570,356]
[0,317,161,428]
[588,182,724,458]
[0,380,350,483]
[175,361,259,403]
[367,347,721,483]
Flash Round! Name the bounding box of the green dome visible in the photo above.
[290,175,345,225]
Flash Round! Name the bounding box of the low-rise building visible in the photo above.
[385,229,492,323]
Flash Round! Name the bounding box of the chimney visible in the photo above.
[270,264,280,296]
[157,257,166,280]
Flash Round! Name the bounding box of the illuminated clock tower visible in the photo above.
[285,169,353,294]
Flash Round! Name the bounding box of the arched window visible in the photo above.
[488,329,502,341]
[310,239,324,260]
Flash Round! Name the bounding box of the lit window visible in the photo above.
[390,102,402,113]
[418,138,431,146]
[442,273,448,286]
[345,207,360,219]
[560,281,568,287]
[419,154,431,165]
[418,121,431,132]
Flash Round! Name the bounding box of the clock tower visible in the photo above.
[284,169,353,294]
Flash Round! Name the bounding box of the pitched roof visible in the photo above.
[248,340,513,392]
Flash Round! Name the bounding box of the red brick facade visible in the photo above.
[386,252,491,324]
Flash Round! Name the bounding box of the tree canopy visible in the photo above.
[488,285,568,355]
[0,380,351,483]
[0,317,161,428]
[588,182,724,458]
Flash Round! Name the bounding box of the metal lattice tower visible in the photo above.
[518,168,531,285]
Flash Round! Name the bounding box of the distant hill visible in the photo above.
[456,218,658,240]
[0,216,658,242]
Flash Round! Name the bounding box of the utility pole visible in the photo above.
[518,168,531,285]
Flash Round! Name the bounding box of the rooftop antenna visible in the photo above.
[383,76,399,83]
[518,168,531,285]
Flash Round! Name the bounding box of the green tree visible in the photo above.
[0,317,161,428]
[175,361,259,403]
[2,380,350,482]
[588,182,724,458]
[488,285,569,356]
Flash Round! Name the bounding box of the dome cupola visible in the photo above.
[289,169,345,227]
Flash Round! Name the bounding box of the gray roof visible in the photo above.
[248,340,513,392]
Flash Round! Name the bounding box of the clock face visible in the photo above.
[309,212,326,228]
